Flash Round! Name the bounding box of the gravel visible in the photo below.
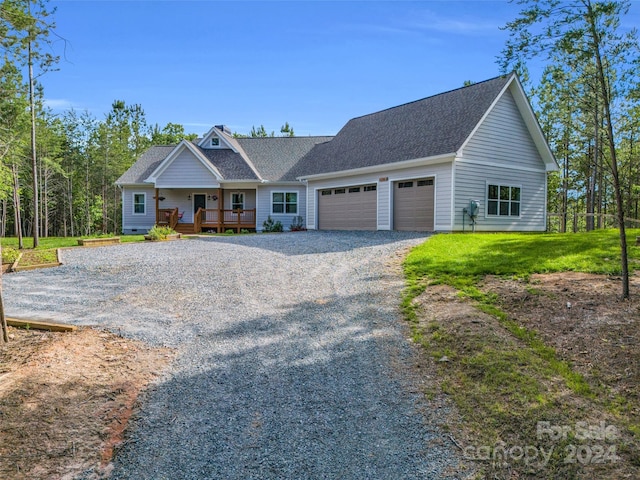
[3,231,469,479]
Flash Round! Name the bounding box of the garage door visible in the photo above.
[318,184,377,230]
[393,178,434,231]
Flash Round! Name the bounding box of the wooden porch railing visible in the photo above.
[158,207,179,229]
[195,208,256,233]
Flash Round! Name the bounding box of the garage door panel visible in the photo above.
[318,185,377,230]
[393,178,434,231]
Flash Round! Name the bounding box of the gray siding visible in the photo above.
[461,88,542,169]
[453,162,546,231]
[121,186,156,234]
[155,150,221,188]
[257,185,307,231]
[454,85,549,232]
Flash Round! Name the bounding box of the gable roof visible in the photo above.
[116,136,334,185]
[290,73,555,178]
[146,140,224,183]
[117,73,556,187]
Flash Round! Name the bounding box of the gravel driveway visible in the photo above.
[4,231,467,479]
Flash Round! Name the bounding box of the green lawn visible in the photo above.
[405,229,640,280]
[1,235,145,266]
[402,229,640,478]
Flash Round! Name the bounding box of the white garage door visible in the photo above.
[318,184,377,230]
[393,178,434,231]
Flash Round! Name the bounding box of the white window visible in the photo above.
[272,192,298,214]
[133,193,146,215]
[231,192,244,210]
[487,184,521,217]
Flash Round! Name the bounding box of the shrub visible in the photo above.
[2,246,19,264]
[224,229,235,235]
[262,215,283,233]
[147,224,177,241]
[289,216,306,231]
[240,229,250,234]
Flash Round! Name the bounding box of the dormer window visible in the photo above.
[210,137,220,147]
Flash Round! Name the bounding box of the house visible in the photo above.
[116,73,557,234]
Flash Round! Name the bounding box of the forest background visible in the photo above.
[1,0,639,243]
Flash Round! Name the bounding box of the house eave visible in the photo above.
[296,153,455,182]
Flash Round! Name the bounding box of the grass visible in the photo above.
[1,235,145,267]
[402,229,639,478]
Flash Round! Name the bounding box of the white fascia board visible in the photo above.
[145,140,224,183]
[116,182,153,187]
[219,181,261,189]
[296,153,455,182]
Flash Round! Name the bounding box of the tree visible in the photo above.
[0,57,29,246]
[280,121,295,137]
[250,125,275,138]
[500,0,639,299]
[1,0,59,247]
[150,122,197,144]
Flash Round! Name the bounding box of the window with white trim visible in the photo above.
[231,192,244,210]
[133,193,146,215]
[272,192,298,214]
[487,184,521,217]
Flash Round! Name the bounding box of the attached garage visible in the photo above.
[393,178,434,231]
[317,184,377,230]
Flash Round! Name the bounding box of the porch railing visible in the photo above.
[157,207,179,229]
[195,208,256,233]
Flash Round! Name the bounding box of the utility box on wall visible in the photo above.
[467,200,480,218]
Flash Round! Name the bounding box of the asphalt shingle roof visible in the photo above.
[236,137,333,181]
[118,74,513,185]
[289,74,511,178]
[115,146,175,184]
[198,148,259,180]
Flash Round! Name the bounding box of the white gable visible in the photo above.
[146,141,222,188]
[198,126,237,151]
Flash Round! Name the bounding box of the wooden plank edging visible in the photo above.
[6,317,77,332]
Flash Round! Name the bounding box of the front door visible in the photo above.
[194,194,206,217]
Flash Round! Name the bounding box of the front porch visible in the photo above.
[154,187,257,234]
[157,206,256,234]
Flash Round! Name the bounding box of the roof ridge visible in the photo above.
[348,73,513,122]
[236,136,334,140]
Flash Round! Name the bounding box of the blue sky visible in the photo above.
[45,0,639,137]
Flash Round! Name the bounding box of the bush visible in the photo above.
[147,224,177,241]
[2,246,19,264]
[240,229,250,234]
[262,215,283,233]
[224,229,235,235]
[289,216,306,231]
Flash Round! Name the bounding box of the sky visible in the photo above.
[44,0,640,137]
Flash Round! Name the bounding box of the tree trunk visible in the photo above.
[28,38,39,248]
[12,163,23,249]
[586,0,630,299]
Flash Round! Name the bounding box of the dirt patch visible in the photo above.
[0,326,173,479]
[413,271,639,478]
[482,272,639,410]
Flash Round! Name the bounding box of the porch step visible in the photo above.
[174,223,195,234]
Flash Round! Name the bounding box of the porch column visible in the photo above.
[218,188,224,232]
[155,188,159,224]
